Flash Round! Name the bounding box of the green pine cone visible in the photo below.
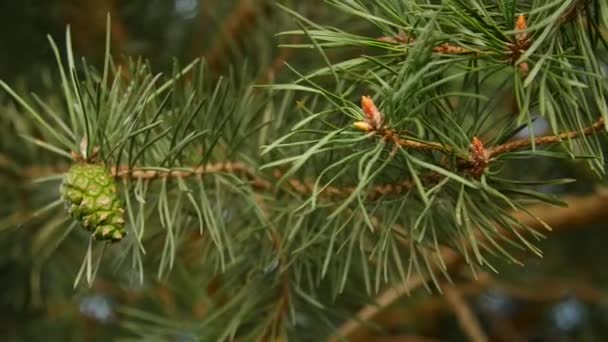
[60,163,126,242]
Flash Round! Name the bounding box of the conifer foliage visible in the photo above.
[1,0,608,340]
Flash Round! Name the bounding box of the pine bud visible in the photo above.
[353,121,373,132]
[360,96,384,130]
[60,163,126,242]
[469,137,489,178]
[515,14,528,45]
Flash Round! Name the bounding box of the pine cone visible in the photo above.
[60,163,126,242]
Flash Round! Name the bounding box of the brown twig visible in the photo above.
[20,160,434,201]
[489,117,605,158]
[329,247,463,342]
[359,97,605,172]
[496,278,606,304]
[275,167,443,201]
[379,15,538,74]
[111,162,263,181]
[447,117,603,160]
[365,271,605,342]
[379,128,455,154]
[377,33,473,55]
[444,285,489,342]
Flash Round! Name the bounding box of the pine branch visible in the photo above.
[329,247,462,342]
[19,158,432,201]
[112,163,271,188]
[18,111,605,199]
[359,271,605,342]
[332,186,608,341]
[377,13,532,74]
[488,117,606,158]
[444,285,489,342]
[374,128,456,155]
[357,96,605,178]
[377,33,474,55]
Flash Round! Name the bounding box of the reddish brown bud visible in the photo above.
[469,137,490,178]
[360,96,384,130]
[515,14,529,45]
[516,14,527,31]
[361,96,378,121]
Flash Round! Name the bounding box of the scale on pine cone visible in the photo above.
[60,144,126,242]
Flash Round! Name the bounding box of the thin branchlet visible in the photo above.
[377,32,473,55]
[488,117,605,158]
[355,96,605,179]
